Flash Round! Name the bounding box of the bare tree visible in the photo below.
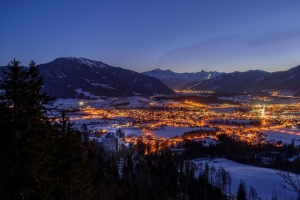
[249,185,258,200]
[227,172,232,197]
[276,170,300,195]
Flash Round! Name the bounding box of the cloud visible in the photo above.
[247,29,300,46]
[157,35,251,72]
[156,34,300,73]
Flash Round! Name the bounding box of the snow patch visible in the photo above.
[78,57,107,68]
[193,158,298,200]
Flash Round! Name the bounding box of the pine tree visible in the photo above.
[0,59,54,129]
[0,59,55,199]
[236,180,247,200]
[26,60,55,121]
[0,59,28,123]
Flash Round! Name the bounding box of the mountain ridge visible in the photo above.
[142,68,224,89]
[0,57,175,99]
[183,65,300,95]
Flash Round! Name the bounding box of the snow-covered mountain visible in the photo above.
[142,68,224,89]
[183,70,269,92]
[183,66,300,95]
[0,57,175,98]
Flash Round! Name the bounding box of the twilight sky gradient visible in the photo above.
[1,0,300,73]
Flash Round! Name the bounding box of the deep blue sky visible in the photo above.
[1,0,300,73]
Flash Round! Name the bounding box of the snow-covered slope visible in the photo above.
[143,68,224,89]
[194,158,298,200]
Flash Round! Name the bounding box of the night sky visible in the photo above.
[1,0,300,73]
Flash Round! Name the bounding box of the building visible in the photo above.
[98,129,126,152]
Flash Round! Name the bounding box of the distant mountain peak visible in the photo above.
[143,69,224,89]
[245,69,268,73]
[151,68,174,73]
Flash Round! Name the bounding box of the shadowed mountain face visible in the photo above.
[0,57,175,99]
[182,66,300,95]
[143,68,223,90]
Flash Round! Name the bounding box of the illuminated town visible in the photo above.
[54,94,300,154]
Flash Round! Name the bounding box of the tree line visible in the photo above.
[182,133,300,174]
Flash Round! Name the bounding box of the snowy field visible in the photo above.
[72,118,197,136]
[260,126,300,146]
[53,97,177,109]
[192,138,219,146]
[193,158,298,200]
